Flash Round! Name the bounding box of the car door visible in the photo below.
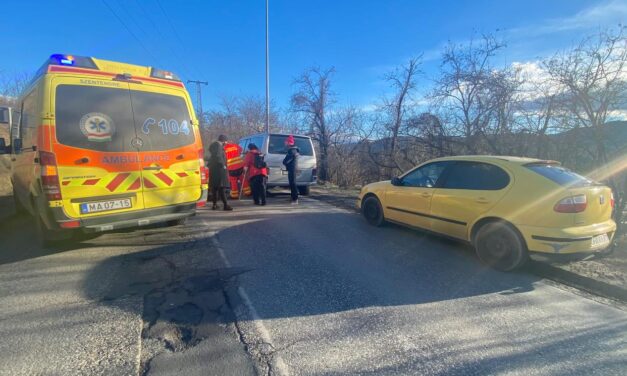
[128,83,201,210]
[430,161,512,240]
[51,78,146,218]
[384,161,451,230]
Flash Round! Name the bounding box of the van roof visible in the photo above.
[31,54,184,89]
[242,133,312,139]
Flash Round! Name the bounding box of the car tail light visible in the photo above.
[196,201,206,208]
[554,194,587,213]
[198,149,208,185]
[40,151,62,201]
[312,168,317,180]
[610,191,615,208]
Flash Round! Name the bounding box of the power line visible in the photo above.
[132,0,195,79]
[101,0,160,65]
[155,0,204,79]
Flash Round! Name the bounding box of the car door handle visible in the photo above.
[143,165,162,171]
[475,197,490,204]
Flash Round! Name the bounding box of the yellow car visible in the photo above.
[357,156,616,271]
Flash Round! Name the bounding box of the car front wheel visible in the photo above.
[475,222,528,271]
[361,196,385,227]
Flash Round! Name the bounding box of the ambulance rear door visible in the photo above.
[127,82,201,210]
[51,77,146,218]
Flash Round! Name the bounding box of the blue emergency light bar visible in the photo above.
[49,54,98,69]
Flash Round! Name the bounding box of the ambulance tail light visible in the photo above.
[198,149,208,185]
[39,151,62,201]
[150,68,181,82]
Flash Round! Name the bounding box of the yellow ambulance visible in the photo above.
[0,54,208,244]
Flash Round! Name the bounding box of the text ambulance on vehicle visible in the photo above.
[0,54,209,244]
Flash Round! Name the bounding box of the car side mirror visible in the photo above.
[391,177,402,186]
[0,138,6,154]
[12,138,22,153]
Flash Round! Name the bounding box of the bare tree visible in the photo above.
[291,67,336,182]
[544,27,627,235]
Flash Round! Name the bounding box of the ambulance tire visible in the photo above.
[35,210,74,247]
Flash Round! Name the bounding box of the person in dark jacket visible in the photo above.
[282,135,300,204]
[208,135,233,211]
[243,143,268,206]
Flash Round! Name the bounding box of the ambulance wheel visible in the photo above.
[362,196,385,227]
[35,212,73,247]
[298,186,310,196]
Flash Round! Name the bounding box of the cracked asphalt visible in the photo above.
[0,195,626,375]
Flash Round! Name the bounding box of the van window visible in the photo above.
[55,85,137,152]
[130,90,195,151]
[268,135,313,156]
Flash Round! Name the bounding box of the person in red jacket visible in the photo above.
[243,143,268,205]
[224,141,251,199]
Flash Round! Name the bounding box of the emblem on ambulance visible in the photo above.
[80,113,115,142]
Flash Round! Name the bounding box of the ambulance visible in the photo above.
[0,54,208,243]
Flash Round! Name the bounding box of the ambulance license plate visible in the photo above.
[591,233,610,248]
[80,199,132,214]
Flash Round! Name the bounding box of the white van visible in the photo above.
[238,133,317,195]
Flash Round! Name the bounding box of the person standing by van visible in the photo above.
[243,143,268,205]
[282,135,300,204]
[208,135,233,211]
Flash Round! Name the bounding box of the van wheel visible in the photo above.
[35,213,73,247]
[475,222,528,271]
[298,186,310,196]
[12,186,27,215]
[362,196,385,227]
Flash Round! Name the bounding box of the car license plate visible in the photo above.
[591,233,610,248]
[80,198,132,214]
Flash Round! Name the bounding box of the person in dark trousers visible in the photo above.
[243,143,268,205]
[208,135,233,211]
[282,135,300,204]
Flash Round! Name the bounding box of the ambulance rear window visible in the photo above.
[55,85,136,152]
[55,85,195,152]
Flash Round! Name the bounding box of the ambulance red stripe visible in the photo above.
[127,178,141,191]
[154,171,173,186]
[83,179,100,185]
[106,173,130,192]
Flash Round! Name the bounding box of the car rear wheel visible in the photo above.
[475,222,528,271]
[298,186,310,196]
[362,196,385,227]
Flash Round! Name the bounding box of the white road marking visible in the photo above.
[208,230,289,376]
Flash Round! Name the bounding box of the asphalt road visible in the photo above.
[0,195,626,375]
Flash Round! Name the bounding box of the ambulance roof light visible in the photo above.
[49,54,98,69]
[150,67,181,82]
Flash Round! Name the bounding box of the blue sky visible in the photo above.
[2,0,625,111]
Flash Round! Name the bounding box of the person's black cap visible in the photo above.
[218,134,228,142]
[248,143,258,150]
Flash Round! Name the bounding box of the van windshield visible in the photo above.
[55,85,194,152]
[268,135,314,156]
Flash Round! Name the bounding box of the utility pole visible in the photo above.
[265,0,270,133]
[187,80,208,119]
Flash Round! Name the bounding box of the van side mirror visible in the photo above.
[391,177,402,186]
[12,138,22,153]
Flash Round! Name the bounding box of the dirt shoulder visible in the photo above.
[309,185,627,294]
